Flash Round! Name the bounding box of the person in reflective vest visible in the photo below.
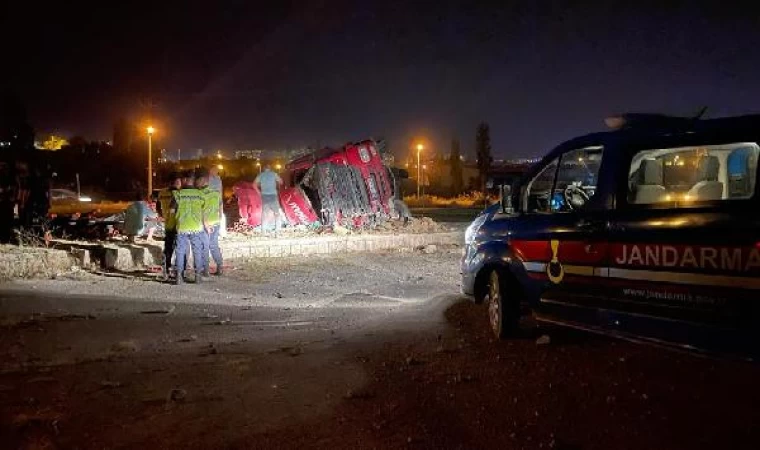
[156,172,182,279]
[195,168,224,276]
[170,170,206,285]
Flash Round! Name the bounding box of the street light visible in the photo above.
[275,163,282,171]
[255,159,262,174]
[147,126,155,196]
[416,143,424,197]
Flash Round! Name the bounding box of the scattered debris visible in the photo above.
[100,380,122,389]
[536,335,551,345]
[344,389,375,400]
[111,340,139,353]
[274,292,284,299]
[167,388,187,403]
[177,335,198,343]
[26,376,57,384]
[333,225,350,236]
[418,244,438,254]
[140,305,176,315]
[405,356,423,366]
[215,318,232,325]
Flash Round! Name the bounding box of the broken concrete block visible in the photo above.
[71,248,91,267]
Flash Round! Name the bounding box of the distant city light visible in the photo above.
[217,164,224,170]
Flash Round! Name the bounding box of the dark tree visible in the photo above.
[449,138,464,195]
[0,93,35,150]
[112,117,134,153]
[68,136,88,151]
[475,122,493,192]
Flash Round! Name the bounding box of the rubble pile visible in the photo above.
[224,216,445,240]
[374,217,445,234]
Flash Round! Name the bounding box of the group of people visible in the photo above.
[156,166,224,285]
[233,164,284,230]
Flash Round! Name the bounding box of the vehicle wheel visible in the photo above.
[486,269,519,339]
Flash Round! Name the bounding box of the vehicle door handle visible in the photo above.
[576,220,601,230]
[577,220,612,231]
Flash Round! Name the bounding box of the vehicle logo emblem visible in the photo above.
[547,239,565,284]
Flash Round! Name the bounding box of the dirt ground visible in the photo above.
[1,250,759,449]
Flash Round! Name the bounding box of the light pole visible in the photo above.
[416,143,424,197]
[147,126,155,196]
[422,164,427,197]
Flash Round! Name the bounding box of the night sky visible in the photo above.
[3,1,760,159]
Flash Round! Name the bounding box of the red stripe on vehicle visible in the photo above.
[512,240,608,265]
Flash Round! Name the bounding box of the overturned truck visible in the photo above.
[234,140,408,230]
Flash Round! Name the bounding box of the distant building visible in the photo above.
[234,149,263,160]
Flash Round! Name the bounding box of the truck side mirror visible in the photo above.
[501,184,513,214]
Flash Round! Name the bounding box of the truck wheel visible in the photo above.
[486,269,519,339]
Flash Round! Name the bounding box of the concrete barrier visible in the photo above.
[0,245,74,280]
[49,231,464,272]
[219,231,463,260]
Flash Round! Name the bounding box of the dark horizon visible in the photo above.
[3,0,760,159]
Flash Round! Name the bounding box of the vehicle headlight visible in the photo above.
[465,213,488,244]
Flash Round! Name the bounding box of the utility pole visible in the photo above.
[416,143,424,198]
[147,126,155,196]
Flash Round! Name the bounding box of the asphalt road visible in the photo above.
[1,250,759,449]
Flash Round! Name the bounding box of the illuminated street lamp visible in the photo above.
[255,159,262,174]
[147,126,155,196]
[416,143,424,197]
[275,163,282,171]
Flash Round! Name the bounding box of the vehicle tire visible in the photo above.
[486,269,519,339]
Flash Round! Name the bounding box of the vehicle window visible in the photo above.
[524,146,604,213]
[525,158,558,213]
[553,147,604,211]
[627,142,759,205]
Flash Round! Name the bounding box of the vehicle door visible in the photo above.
[514,144,611,308]
[608,136,760,352]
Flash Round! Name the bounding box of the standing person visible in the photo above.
[156,172,182,279]
[170,170,205,285]
[24,165,51,230]
[14,160,30,228]
[197,168,224,276]
[255,164,283,232]
[0,160,16,243]
[233,176,261,227]
[123,191,158,242]
[193,169,211,275]
[208,165,226,237]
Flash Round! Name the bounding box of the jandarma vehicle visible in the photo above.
[461,113,760,357]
